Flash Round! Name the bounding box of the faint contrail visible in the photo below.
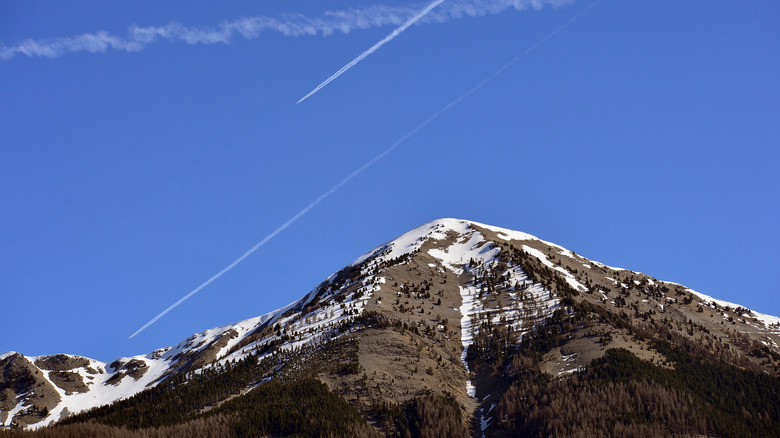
[129,0,599,339]
[296,0,446,104]
[1,1,574,61]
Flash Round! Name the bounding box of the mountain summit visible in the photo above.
[3,219,779,436]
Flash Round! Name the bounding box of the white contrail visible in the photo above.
[1,1,574,61]
[296,0,446,104]
[128,0,598,339]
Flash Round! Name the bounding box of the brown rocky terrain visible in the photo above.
[2,219,779,436]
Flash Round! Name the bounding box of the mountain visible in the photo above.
[3,218,780,436]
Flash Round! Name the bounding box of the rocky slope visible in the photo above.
[2,218,779,434]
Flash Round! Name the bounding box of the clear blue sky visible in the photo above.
[2,0,778,362]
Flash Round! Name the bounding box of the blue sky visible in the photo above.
[2,0,778,362]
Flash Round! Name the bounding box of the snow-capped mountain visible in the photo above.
[3,218,779,432]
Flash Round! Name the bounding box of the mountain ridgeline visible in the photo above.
[2,219,779,437]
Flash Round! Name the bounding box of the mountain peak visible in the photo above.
[3,219,779,433]
[353,218,542,267]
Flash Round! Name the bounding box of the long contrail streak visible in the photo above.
[129,0,599,339]
[1,1,574,61]
[296,0,446,104]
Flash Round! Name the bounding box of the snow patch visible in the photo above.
[473,221,538,242]
[429,233,497,272]
[466,380,476,398]
[0,352,16,362]
[355,219,467,265]
[559,366,584,376]
[3,399,26,427]
[687,288,780,330]
[521,245,586,292]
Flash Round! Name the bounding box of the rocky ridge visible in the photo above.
[2,218,779,433]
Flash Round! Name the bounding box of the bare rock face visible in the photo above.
[48,371,89,395]
[0,354,61,428]
[33,355,92,396]
[34,355,90,372]
[105,359,149,386]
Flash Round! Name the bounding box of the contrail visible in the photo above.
[129,0,599,339]
[296,0,446,104]
[1,1,574,61]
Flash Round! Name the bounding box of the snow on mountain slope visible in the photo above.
[685,288,780,332]
[30,354,167,428]
[3,218,779,429]
[0,307,304,428]
[420,220,559,397]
